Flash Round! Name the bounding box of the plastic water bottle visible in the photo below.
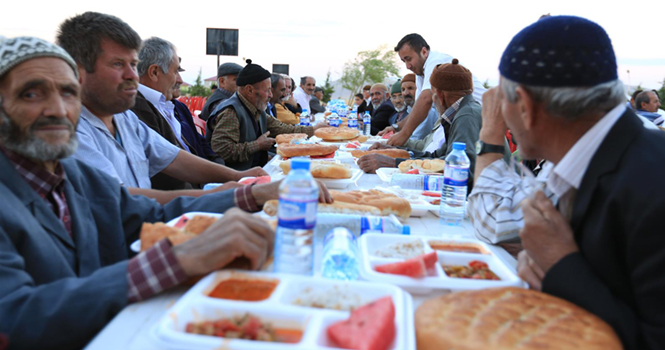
[315,214,410,237]
[363,111,371,135]
[348,111,358,129]
[321,228,359,280]
[274,158,319,275]
[390,173,444,190]
[329,113,341,127]
[440,142,470,226]
[300,109,311,126]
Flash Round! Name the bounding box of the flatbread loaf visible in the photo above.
[276,143,338,158]
[315,127,360,141]
[330,189,411,220]
[351,149,411,159]
[275,133,308,144]
[398,159,446,173]
[280,160,352,179]
[416,287,623,350]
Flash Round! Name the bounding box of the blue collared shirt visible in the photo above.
[72,106,180,188]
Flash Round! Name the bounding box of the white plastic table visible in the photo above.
[84,166,517,350]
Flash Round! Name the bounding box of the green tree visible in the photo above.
[322,70,335,103]
[340,45,400,100]
[189,69,211,97]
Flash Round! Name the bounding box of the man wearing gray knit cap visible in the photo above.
[467,16,665,350]
[200,61,243,121]
[0,36,278,350]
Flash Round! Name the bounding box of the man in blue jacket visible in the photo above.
[0,35,331,350]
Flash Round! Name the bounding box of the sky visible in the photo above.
[3,0,664,93]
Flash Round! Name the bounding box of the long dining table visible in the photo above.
[83,160,518,350]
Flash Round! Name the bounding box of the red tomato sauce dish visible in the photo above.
[442,260,500,280]
[208,278,278,302]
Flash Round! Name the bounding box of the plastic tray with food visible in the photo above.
[375,167,401,182]
[370,187,441,217]
[272,160,363,189]
[130,211,224,253]
[358,233,526,294]
[150,270,415,350]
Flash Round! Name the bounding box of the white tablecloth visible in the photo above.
[84,164,517,350]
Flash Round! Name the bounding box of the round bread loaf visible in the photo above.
[330,189,411,220]
[315,127,360,141]
[351,149,410,159]
[415,288,623,350]
[275,133,308,144]
[398,159,446,173]
[277,143,338,158]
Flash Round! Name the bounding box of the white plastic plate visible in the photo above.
[272,167,363,189]
[375,168,401,183]
[358,233,526,294]
[130,212,225,253]
[150,270,415,350]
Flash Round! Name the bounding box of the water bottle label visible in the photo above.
[443,165,469,186]
[299,116,310,126]
[278,197,317,229]
[330,118,341,127]
[360,216,385,234]
[348,118,358,128]
[423,175,444,191]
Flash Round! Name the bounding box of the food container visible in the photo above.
[373,186,442,217]
[271,163,363,189]
[130,212,224,253]
[150,270,415,350]
[358,233,526,294]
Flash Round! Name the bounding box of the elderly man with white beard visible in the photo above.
[369,83,394,135]
[388,80,408,127]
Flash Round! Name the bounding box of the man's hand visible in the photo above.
[517,250,545,291]
[378,126,396,136]
[250,179,333,206]
[206,181,244,193]
[519,191,579,274]
[173,208,275,276]
[237,167,269,179]
[387,130,410,146]
[313,122,330,131]
[257,131,276,150]
[369,142,395,150]
[357,154,396,174]
[285,95,297,108]
[479,87,508,144]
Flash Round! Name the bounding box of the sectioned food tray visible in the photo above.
[358,233,526,294]
[150,270,415,350]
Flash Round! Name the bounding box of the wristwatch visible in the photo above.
[391,123,399,131]
[476,140,505,156]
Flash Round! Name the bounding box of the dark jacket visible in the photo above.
[0,154,237,350]
[309,96,326,114]
[130,92,191,191]
[357,99,373,116]
[542,110,665,350]
[206,93,268,171]
[200,88,234,121]
[172,99,224,165]
[370,99,394,135]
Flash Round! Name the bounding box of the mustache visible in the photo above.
[31,116,75,131]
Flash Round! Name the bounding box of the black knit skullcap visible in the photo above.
[236,59,271,86]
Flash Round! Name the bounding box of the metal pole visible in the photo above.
[216,42,220,71]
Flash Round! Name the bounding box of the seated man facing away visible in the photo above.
[58,12,265,203]
[0,36,334,350]
[634,90,663,126]
[358,60,507,191]
[200,62,242,121]
[133,37,228,189]
[467,16,665,350]
[208,60,328,170]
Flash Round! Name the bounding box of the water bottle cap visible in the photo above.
[323,227,355,246]
[290,157,311,170]
[452,142,466,150]
[402,226,410,235]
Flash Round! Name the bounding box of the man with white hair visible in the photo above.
[467,16,665,350]
[368,83,394,135]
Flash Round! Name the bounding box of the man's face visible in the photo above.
[370,87,387,109]
[391,92,405,112]
[219,74,238,92]
[398,44,427,76]
[150,52,182,101]
[0,58,80,161]
[271,78,286,104]
[363,89,370,99]
[302,77,316,95]
[79,39,139,116]
[172,83,181,99]
[315,90,323,100]
[643,92,661,112]
[248,78,272,112]
[401,81,416,107]
[431,88,445,115]
[354,96,363,106]
[284,78,292,95]
[497,80,537,159]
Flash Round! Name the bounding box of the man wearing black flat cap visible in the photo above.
[207,60,328,170]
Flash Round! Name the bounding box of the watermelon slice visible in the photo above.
[422,191,441,198]
[382,131,395,139]
[405,169,419,174]
[327,296,396,350]
[375,256,426,278]
[310,152,336,159]
[421,251,438,269]
[173,215,190,229]
[239,176,271,185]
